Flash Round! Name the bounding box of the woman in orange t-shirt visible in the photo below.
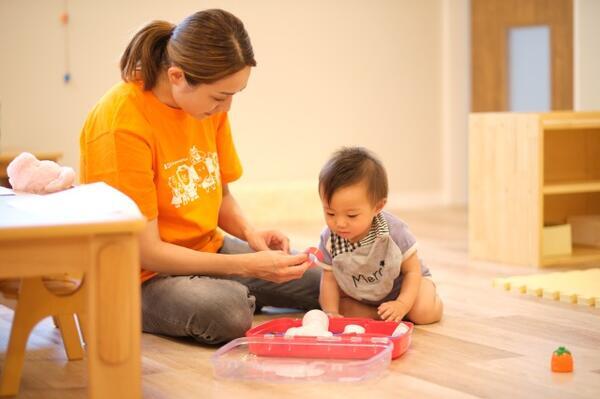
[80,9,320,344]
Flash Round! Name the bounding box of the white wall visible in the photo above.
[2,1,598,223]
[441,0,469,206]
[574,0,600,110]
[0,0,443,222]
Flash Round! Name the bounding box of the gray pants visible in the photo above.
[141,236,321,344]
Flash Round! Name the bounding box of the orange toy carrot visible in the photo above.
[551,346,573,372]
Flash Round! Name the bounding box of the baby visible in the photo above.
[317,147,443,324]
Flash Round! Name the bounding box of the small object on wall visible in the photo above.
[59,11,69,25]
[551,346,573,372]
[60,1,71,84]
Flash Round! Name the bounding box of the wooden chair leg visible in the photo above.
[55,314,84,360]
[0,280,46,397]
[76,313,88,346]
[0,277,86,396]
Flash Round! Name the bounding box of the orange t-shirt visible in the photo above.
[80,81,243,283]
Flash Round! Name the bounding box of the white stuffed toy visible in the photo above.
[7,152,75,194]
[284,310,334,337]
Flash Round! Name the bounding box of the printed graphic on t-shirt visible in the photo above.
[164,146,220,208]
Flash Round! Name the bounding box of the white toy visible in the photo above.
[7,152,75,194]
[284,310,333,337]
[302,309,329,330]
[391,322,409,337]
[342,324,366,334]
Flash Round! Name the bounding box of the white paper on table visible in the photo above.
[0,186,14,196]
[5,182,142,221]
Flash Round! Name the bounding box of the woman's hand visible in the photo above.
[246,250,310,283]
[245,229,290,253]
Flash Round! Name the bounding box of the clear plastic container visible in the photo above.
[211,335,393,382]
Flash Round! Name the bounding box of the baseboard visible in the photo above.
[230,180,445,225]
[387,190,446,210]
[230,180,322,225]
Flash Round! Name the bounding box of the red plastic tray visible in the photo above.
[245,317,413,360]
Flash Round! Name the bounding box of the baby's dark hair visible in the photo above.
[319,147,388,206]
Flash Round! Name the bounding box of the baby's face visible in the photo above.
[321,182,384,243]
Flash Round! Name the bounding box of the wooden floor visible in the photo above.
[1,207,600,398]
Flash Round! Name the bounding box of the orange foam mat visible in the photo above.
[493,268,600,307]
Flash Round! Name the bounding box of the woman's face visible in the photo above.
[168,66,251,119]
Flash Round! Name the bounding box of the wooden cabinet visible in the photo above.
[469,111,600,267]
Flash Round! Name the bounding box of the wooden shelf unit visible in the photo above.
[469,111,600,267]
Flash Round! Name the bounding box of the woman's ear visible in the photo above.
[166,66,186,87]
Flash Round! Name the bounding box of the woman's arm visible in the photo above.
[217,183,254,242]
[218,183,290,252]
[138,218,309,283]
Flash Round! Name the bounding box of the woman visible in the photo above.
[80,9,320,344]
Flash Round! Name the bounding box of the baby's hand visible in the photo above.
[377,300,410,322]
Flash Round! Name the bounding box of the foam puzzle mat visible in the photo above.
[493,268,600,308]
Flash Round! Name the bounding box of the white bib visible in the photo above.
[332,234,403,302]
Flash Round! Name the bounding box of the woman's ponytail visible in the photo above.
[120,20,175,90]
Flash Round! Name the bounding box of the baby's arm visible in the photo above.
[319,270,343,317]
[377,252,422,322]
[396,252,422,310]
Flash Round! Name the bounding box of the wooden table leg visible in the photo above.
[0,280,47,397]
[85,234,141,399]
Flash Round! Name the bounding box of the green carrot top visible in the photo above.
[554,346,571,356]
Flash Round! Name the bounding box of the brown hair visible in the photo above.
[120,9,256,90]
[319,147,388,206]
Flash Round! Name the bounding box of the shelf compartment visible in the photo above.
[544,192,600,226]
[544,128,600,185]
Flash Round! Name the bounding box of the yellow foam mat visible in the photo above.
[493,268,600,307]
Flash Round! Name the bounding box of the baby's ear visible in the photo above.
[375,198,387,213]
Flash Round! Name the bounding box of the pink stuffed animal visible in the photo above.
[7,152,75,194]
